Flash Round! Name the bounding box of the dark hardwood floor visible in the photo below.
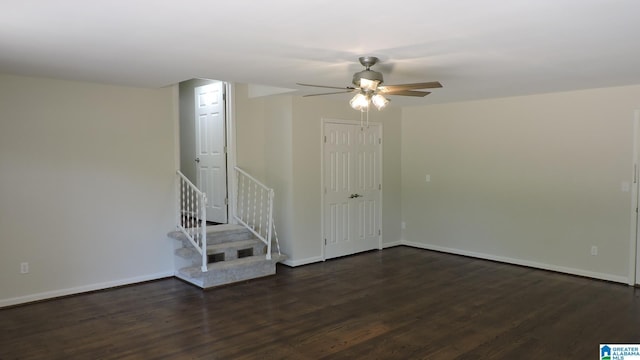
[1,246,639,359]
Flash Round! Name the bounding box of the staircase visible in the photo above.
[169,224,286,288]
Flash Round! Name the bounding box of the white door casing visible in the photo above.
[195,83,227,223]
[323,121,382,259]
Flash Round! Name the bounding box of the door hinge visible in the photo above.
[223,92,226,102]
[224,197,228,205]
[224,146,227,154]
[324,135,327,143]
[378,184,381,190]
[378,138,382,144]
[378,229,381,236]
[324,238,327,245]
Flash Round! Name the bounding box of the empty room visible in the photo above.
[1,1,640,359]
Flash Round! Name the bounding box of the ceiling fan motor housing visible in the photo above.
[352,69,384,87]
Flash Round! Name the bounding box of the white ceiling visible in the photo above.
[2,0,640,105]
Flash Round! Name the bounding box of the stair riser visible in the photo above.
[209,244,266,262]
[202,261,276,288]
[177,253,286,284]
[175,244,266,262]
[175,272,204,288]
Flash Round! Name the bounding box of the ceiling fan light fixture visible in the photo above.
[372,94,389,110]
[352,70,384,88]
[359,78,380,91]
[350,93,369,110]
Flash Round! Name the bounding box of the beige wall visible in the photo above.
[291,96,403,263]
[262,95,295,259]
[233,85,295,257]
[402,85,640,282]
[8,73,634,306]
[0,74,177,306]
[233,87,403,264]
[233,84,267,180]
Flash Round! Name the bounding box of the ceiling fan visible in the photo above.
[297,56,442,111]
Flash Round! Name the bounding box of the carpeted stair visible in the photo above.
[168,224,286,288]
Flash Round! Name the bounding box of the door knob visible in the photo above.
[195,158,200,163]
[349,194,362,199]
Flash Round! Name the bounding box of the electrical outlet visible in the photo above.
[425,174,431,182]
[591,246,598,256]
[20,262,29,274]
[622,182,630,192]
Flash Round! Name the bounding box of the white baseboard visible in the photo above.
[402,241,629,284]
[281,256,323,267]
[382,240,403,249]
[0,271,174,308]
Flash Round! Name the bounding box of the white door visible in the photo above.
[195,83,227,223]
[323,121,381,259]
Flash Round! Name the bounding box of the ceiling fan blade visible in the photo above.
[379,81,443,92]
[303,90,356,97]
[383,90,432,97]
[297,83,355,90]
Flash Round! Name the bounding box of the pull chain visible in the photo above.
[360,107,371,131]
[366,107,370,128]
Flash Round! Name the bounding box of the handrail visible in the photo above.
[235,166,269,191]
[233,166,281,260]
[176,170,208,272]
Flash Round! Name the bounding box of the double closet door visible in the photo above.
[323,121,382,259]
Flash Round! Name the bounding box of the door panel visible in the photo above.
[325,123,353,258]
[195,83,227,223]
[324,122,381,259]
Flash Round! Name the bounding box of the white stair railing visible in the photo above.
[176,171,208,272]
[234,167,281,260]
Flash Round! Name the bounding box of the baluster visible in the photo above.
[238,173,244,220]
[186,181,190,230]
[258,187,264,236]
[181,178,185,229]
[237,173,242,220]
[195,190,200,246]
[185,179,189,229]
[242,175,247,221]
[247,178,251,223]
[252,182,258,230]
[246,177,250,222]
[245,177,249,222]
[196,193,202,248]
[242,174,246,220]
[188,186,193,232]
[185,179,188,229]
